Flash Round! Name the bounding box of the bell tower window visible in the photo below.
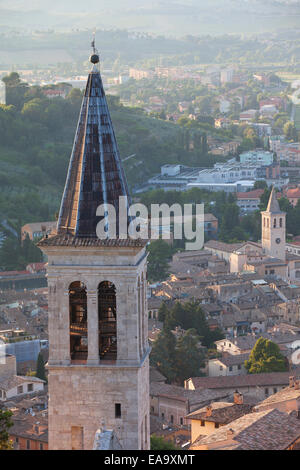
[69,282,88,363]
[98,281,117,360]
[273,219,276,228]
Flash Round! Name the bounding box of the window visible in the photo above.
[17,385,23,395]
[273,388,277,394]
[280,218,282,228]
[229,366,233,372]
[180,417,184,426]
[265,388,269,396]
[220,366,223,371]
[115,403,121,419]
[151,406,154,414]
[200,420,205,427]
[238,365,241,370]
[274,219,277,228]
[98,281,117,360]
[69,282,88,362]
[71,426,84,450]
[26,440,30,450]
[27,384,33,392]
[215,423,219,429]
[40,443,44,450]
[170,415,174,424]
[162,413,165,420]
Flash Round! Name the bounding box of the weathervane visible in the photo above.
[90,30,100,65]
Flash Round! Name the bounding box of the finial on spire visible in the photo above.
[90,30,100,65]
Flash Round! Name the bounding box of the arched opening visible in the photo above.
[69,281,88,362]
[98,281,117,360]
[274,218,277,228]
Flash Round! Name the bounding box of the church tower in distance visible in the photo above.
[261,187,286,261]
[39,45,150,450]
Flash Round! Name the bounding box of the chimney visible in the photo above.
[290,376,295,388]
[206,405,213,418]
[227,428,235,440]
[234,391,244,405]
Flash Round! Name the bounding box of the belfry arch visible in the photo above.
[69,281,88,362]
[98,281,117,360]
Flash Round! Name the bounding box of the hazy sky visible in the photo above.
[0,0,300,36]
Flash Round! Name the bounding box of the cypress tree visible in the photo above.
[36,352,47,382]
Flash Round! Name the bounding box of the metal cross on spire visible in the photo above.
[90,30,100,65]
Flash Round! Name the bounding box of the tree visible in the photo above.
[245,337,288,374]
[254,180,267,190]
[283,121,298,142]
[0,408,13,450]
[219,203,241,242]
[158,302,169,323]
[175,329,205,384]
[36,353,47,382]
[150,434,179,450]
[163,301,223,348]
[147,240,173,282]
[150,329,177,383]
[2,72,28,110]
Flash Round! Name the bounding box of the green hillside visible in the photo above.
[0,77,224,226]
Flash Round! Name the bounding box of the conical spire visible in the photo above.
[57,43,131,238]
[266,186,282,213]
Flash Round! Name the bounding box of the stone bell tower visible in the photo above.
[39,43,150,450]
[261,187,286,261]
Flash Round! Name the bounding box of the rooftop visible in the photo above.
[190,408,300,450]
[186,402,253,425]
[188,368,300,391]
[150,382,229,408]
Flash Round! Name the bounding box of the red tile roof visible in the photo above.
[286,188,300,199]
[187,368,300,390]
[236,189,264,200]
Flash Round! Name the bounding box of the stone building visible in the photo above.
[38,47,150,450]
[205,188,300,283]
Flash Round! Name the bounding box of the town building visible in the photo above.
[284,186,300,207]
[150,382,229,427]
[239,150,274,166]
[0,355,45,402]
[189,408,300,450]
[239,109,257,122]
[208,354,248,377]
[250,123,272,137]
[236,189,264,213]
[186,393,252,443]
[185,368,300,402]
[38,48,150,450]
[206,188,300,283]
[21,222,57,241]
[129,68,154,80]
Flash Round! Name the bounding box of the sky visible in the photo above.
[1,1,300,36]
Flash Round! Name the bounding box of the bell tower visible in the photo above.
[261,187,286,261]
[39,44,150,450]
